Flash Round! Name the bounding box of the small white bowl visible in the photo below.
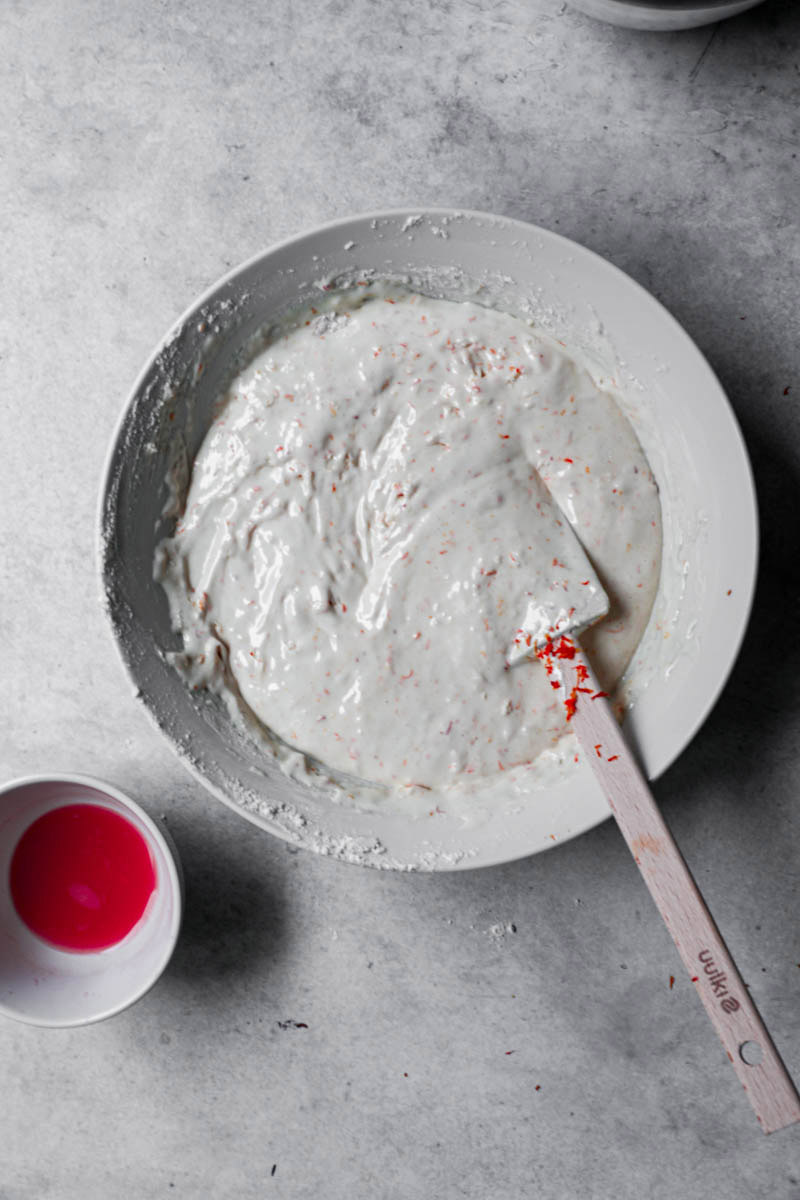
[0,775,182,1027]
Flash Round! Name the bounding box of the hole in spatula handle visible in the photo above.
[739,1040,764,1067]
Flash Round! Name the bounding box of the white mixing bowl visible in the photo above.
[99,210,757,870]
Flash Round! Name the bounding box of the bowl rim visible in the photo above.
[0,773,183,1027]
[586,0,760,7]
[97,206,759,870]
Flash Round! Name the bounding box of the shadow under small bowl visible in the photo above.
[0,776,182,1027]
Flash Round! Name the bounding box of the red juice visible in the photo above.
[9,803,157,952]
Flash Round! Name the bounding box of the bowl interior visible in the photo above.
[100,210,757,870]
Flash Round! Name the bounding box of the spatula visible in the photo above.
[511,478,800,1135]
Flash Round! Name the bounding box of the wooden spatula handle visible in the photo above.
[569,647,800,1135]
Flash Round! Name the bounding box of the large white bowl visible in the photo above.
[99,210,757,871]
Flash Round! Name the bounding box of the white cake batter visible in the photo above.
[156,286,661,795]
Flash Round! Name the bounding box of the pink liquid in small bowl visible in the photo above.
[10,803,157,952]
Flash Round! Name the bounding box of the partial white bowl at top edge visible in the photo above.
[568,0,764,31]
[99,209,757,872]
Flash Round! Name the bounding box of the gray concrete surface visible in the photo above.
[2,0,799,1195]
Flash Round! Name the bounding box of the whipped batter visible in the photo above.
[157,286,661,796]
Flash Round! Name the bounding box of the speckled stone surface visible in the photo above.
[2,1,799,1196]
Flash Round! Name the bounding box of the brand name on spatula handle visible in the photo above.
[698,950,740,1013]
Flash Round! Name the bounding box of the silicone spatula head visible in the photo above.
[506,469,609,664]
